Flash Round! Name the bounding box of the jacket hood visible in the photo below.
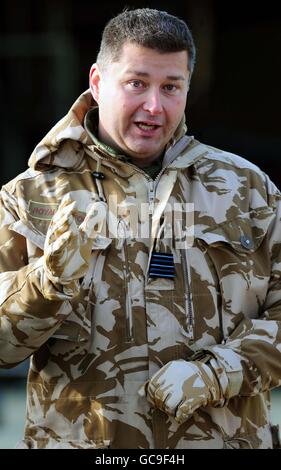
[28,90,94,171]
[28,90,189,172]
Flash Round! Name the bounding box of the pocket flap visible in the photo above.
[196,207,275,253]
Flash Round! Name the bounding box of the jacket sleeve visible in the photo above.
[0,187,73,368]
[201,176,281,400]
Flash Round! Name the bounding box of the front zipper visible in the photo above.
[148,180,155,216]
[182,248,194,338]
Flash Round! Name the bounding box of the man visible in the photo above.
[0,8,281,449]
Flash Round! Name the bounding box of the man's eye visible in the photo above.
[164,84,177,92]
[129,80,143,89]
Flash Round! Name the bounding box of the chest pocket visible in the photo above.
[189,208,275,344]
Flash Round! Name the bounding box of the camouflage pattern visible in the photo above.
[1,90,281,448]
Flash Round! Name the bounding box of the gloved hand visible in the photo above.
[43,195,109,294]
[138,359,224,424]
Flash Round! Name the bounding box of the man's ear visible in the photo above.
[89,64,101,103]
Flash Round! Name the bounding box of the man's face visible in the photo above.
[91,42,190,167]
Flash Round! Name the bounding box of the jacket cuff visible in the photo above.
[207,345,244,398]
[191,346,243,399]
[33,258,80,301]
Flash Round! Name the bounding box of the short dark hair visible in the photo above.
[97,8,196,77]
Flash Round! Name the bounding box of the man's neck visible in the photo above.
[121,153,164,169]
[84,108,163,179]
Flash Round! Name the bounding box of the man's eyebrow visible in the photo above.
[167,75,186,81]
[125,70,186,81]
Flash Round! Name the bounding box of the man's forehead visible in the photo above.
[113,43,189,77]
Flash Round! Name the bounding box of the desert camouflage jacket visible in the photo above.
[1,90,281,449]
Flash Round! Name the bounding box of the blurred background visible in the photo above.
[0,0,281,448]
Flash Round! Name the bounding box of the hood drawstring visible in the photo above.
[91,158,106,202]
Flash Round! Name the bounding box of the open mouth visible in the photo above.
[135,122,161,131]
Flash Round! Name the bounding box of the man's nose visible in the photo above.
[142,89,163,115]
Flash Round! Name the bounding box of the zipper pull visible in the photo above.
[115,219,126,249]
[148,182,154,215]
[187,323,194,337]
